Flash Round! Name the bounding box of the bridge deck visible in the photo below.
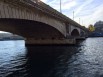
[1,0,88,31]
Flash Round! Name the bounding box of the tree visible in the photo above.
[88,24,95,32]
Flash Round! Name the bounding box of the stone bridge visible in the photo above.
[0,0,88,45]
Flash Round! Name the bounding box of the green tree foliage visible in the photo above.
[88,24,95,32]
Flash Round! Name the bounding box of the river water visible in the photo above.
[0,37,103,77]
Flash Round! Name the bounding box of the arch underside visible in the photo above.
[81,30,85,36]
[71,29,80,36]
[0,18,65,39]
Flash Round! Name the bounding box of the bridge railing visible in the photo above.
[31,1,88,31]
[3,0,80,26]
[20,0,67,21]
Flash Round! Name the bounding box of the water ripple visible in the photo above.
[0,38,103,77]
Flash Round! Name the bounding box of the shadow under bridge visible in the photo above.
[0,19,65,44]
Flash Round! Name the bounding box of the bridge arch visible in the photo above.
[80,30,85,37]
[71,29,80,36]
[0,0,66,37]
[0,18,65,39]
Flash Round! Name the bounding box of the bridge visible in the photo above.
[0,0,88,45]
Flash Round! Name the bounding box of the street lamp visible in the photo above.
[82,20,83,26]
[60,0,62,13]
[79,18,80,24]
[73,11,74,20]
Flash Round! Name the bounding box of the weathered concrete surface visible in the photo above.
[0,0,66,36]
[0,0,88,45]
[25,38,76,45]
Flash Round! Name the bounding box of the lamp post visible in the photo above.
[60,0,62,13]
[82,20,83,26]
[79,18,80,24]
[73,11,74,20]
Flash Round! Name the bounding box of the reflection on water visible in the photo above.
[0,38,103,77]
[0,40,27,77]
[26,45,78,77]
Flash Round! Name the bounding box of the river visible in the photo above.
[0,37,103,77]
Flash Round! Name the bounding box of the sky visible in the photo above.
[41,0,103,27]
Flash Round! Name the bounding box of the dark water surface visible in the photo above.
[0,38,103,77]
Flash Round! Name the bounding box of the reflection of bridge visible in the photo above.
[0,0,88,45]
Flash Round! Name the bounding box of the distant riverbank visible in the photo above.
[0,33,24,41]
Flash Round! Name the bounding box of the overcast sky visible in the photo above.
[41,0,103,27]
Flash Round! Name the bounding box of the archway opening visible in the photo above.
[0,18,65,39]
[71,29,80,36]
[0,31,24,40]
[0,18,66,45]
[80,30,85,37]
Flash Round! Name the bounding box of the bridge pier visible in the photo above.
[25,38,76,46]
